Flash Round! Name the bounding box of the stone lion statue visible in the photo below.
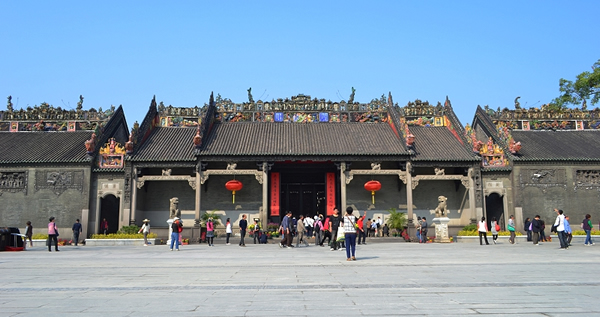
[430,195,449,218]
[169,197,180,219]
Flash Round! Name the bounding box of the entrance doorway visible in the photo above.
[273,163,336,221]
[100,194,120,234]
[282,183,326,219]
[485,193,504,229]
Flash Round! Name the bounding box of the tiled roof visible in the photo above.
[408,126,479,161]
[198,122,409,157]
[511,130,600,161]
[130,127,197,162]
[0,131,93,164]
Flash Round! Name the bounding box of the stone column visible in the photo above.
[340,162,347,213]
[131,170,139,225]
[195,171,201,242]
[406,162,414,238]
[261,162,268,226]
[468,168,478,221]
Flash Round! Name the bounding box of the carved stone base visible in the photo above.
[166,219,174,246]
[433,217,451,243]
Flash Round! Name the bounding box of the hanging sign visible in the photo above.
[270,172,280,216]
[326,172,336,216]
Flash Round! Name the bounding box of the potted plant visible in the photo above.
[182,238,189,245]
[386,208,407,238]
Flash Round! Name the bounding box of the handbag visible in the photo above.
[495,223,500,232]
[336,225,345,242]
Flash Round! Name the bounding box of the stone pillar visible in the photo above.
[468,168,478,221]
[261,162,268,226]
[195,171,201,242]
[131,175,138,225]
[406,162,414,238]
[81,209,89,240]
[340,162,347,213]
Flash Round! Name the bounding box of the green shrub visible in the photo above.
[90,233,157,239]
[118,225,140,234]
[32,233,48,239]
[386,208,407,231]
[461,224,477,232]
[572,230,600,235]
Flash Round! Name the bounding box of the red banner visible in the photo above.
[326,172,336,216]
[270,172,280,216]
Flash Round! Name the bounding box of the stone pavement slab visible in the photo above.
[1,239,599,316]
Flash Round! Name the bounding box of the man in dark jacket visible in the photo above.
[531,215,542,245]
[330,208,342,250]
[279,212,293,248]
[239,214,247,247]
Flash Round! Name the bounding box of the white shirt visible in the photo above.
[226,222,232,233]
[554,214,565,232]
[304,217,314,227]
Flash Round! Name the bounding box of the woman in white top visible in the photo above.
[225,218,232,245]
[478,216,490,245]
[343,207,358,261]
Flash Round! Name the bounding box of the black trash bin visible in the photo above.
[8,227,24,248]
[0,227,10,251]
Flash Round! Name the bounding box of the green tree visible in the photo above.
[552,59,600,109]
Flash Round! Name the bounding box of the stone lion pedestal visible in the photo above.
[166,218,174,246]
[432,217,451,243]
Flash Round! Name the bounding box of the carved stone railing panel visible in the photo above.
[344,169,407,185]
[35,170,84,196]
[199,169,264,185]
[0,171,28,196]
[575,170,600,191]
[411,175,471,190]
[519,168,566,191]
[136,175,197,190]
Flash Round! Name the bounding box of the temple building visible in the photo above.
[2,92,598,240]
[468,101,600,229]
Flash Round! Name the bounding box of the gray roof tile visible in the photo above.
[0,131,93,164]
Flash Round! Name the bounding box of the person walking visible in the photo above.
[138,219,150,246]
[239,214,247,247]
[564,215,573,247]
[415,217,422,243]
[170,217,182,251]
[279,212,293,248]
[100,218,109,235]
[490,217,499,244]
[252,219,261,244]
[320,216,331,247]
[225,218,232,245]
[295,215,309,247]
[524,217,532,242]
[47,217,59,252]
[206,218,215,246]
[553,209,568,250]
[539,218,547,242]
[25,221,33,247]
[531,215,542,245]
[357,211,366,244]
[478,216,490,245]
[314,215,323,246]
[508,215,516,244]
[582,214,594,246]
[329,208,342,250]
[72,219,82,246]
[420,217,428,243]
[343,207,358,261]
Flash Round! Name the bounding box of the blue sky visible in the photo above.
[1,1,598,128]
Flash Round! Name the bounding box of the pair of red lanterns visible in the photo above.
[226,179,381,204]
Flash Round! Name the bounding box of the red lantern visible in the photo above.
[225,180,243,203]
[364,180,382,204]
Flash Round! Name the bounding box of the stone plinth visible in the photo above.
[166,219,174,245]
[433,217,451,243]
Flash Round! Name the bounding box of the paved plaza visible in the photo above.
[1,237,599,317]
